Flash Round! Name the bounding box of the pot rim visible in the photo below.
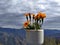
[25,29,44,32]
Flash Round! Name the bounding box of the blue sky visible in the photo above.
[0,0,60,29]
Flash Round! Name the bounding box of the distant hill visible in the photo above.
[0,27,26,45]
[0,27,26,38]
[44,29,60,38]
[0,27,60,45]
[0,27,60,38]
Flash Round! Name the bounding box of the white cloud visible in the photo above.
[4,0,48,13]
[55,0,60,3]
[0,0,60,29]
[11,0,18,5]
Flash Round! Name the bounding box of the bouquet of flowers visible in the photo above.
[23,12,46,30]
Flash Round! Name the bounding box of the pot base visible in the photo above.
[26,29,44,45]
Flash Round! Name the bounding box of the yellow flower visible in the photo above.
[23,21,30,28]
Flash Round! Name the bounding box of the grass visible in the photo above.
[43,37,60,45]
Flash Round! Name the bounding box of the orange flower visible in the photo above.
[40,13,46,18]
[34,15,38,20]
[37,12,46,18]
[23,21,30,28]
[24,13,29,16]
[32,13,35,17]
[24,13,29,21]
[37,12,42,19]
[34,14,40,20]
[31,13,35,19]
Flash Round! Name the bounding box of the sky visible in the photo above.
[0,0,60,29]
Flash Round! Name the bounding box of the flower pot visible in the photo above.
[26,29,44,45]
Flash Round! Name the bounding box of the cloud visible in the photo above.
[0,13,25,29]
[0,0,60,29]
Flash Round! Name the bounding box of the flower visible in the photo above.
[23,12,46,30]
[34,15,38,20]
[40,13,46,18]
[34,14,40,20]
[37,12,41,19]
[32,13,35,17]
[23,21,30,28]
[24,13,29,16]
[24,13,29,21]
[37,12,46,19]
[28,13,31,21]
[32,13,35,19]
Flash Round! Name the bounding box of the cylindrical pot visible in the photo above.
[26,29,44,45]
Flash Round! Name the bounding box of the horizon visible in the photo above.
[0,27,60,30]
